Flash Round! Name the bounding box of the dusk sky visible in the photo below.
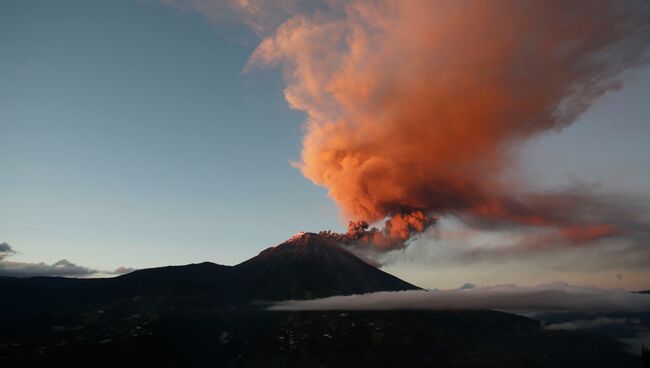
[2,0,650,290]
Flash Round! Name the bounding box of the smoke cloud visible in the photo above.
[319,212,437,251]
[269,282,650,313]
[245,0,650,250]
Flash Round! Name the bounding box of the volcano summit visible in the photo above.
[232,232,419,300]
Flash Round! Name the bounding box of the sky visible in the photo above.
[2,0,649,290]
[1,0,340,271]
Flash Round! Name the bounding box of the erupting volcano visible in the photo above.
[247,0,650,253]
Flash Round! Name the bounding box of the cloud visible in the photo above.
[0,259,98,278]
[374,214,650,290]
[458,283,476,290]
[0,243,133,278]
[243,0,650,251]
[269,282,650,313]
[409,205,650,263]
[544,317,640,331]
[113,266,136,275]
[0,242,15,261]
[169,0,650,262]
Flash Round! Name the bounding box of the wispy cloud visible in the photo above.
[0,242,134,278]
[0,242,15,261]
[375,214,650,290]
[0,258,98,278]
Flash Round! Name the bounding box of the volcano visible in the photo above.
[113,231,419,303]
[231,232,419,300]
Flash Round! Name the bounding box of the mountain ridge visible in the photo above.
[0,232,419,312]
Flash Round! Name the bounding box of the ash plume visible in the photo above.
[245,0,650,251]
[319,212,437,251]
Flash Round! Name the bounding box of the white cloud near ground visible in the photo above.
[269,282,650,313]
[544,317,640,331]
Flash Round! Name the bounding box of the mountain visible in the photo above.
[114,261,231,295]
[231,232,419,300]
[0,232,418,317]
[110,232,418,302]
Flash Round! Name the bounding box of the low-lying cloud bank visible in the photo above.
[0,242,134,278]
[0,259,99,278]
[269,282,650,313]
[544,317,639,331]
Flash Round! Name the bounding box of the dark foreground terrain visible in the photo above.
[0,307,639,368]
[0,233,644,367]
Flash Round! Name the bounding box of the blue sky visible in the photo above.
[1,0,339,269]
[2,0,649,288]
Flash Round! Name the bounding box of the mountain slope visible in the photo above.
[231,232,419,300]
[115,262,231,291]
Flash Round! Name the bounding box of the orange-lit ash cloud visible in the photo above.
[247,0,650,250]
